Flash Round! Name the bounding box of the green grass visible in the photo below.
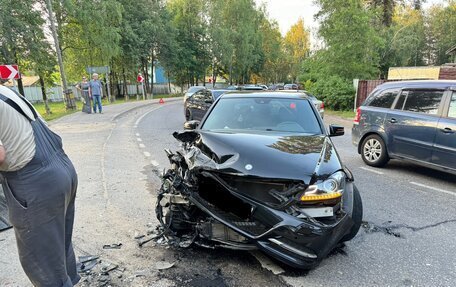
[325,109,356,120]
[33,102,78,122]
[34,93,183,121]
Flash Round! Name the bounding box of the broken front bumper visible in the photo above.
[187,175,356,269]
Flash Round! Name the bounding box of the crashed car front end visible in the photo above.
[156,130,361,269]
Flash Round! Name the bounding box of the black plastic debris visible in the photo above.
[77,255,99,273]
[102,243,122,249]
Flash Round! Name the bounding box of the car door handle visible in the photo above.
[440,127,454,134]
[388,118,397,123]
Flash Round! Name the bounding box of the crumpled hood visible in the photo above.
[188,131,342,183]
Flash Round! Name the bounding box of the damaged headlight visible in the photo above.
[300,171,345,202]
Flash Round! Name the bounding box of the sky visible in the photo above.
[255,0,447,46]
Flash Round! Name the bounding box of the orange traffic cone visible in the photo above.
[159,98,165,104]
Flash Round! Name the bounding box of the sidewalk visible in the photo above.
[0,97,181,287]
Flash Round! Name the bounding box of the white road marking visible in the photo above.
[143,152,151,157]
[134,105,167,127]
[359,166,384,175]
[410,182,455,197]
[151,160,159,167]
[137,138,142,142]
[139,143,145,148]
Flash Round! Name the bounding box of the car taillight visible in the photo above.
[320,102,324,110]
[354,107,361,123]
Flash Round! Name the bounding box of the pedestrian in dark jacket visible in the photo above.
[0,85,80,287]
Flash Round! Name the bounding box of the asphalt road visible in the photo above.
[136,101,456,287]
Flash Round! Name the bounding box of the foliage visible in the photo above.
[283,18,310,82]
[307,76,355,111]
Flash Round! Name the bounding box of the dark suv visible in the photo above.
[352,80,456,174]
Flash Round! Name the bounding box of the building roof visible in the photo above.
[3,76,40,87]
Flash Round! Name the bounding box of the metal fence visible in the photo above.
[23,84,179,103]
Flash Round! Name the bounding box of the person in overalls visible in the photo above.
[0,86,80,287]
[76,75,91,113]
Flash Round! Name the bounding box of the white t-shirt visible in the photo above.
[0,86,36,171]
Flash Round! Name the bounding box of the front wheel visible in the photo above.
[361,134,389,167]
[339,185,363,242]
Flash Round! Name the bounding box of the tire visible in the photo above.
[339,185,363,242]
[361,134,389,167]
[185,109,192,121]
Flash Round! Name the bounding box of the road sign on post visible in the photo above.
[137,74,146,100]
[0,65,20,80]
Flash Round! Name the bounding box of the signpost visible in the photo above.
[0,65,20,80]
[0,64,20,92]
[137,73,146,100]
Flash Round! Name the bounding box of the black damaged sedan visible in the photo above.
[156,92,362,269]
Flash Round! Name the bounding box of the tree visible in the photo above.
[311,0,383,80]
[0,0,47,95]
[426,1,456,65]
[283,18,310,82]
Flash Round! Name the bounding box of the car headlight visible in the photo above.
[300,171,345,202]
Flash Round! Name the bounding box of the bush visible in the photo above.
[307,76,355,111]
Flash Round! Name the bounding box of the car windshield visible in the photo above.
[202,97,322,134]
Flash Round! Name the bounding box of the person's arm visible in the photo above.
[88,84,92,98]
[0,142,6,165]
[76,83,81,91]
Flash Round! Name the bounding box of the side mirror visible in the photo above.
[184,120,200,130]
[329,124,344,137]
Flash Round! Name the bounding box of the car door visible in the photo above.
[191,91,205,120]
[432,90,456,171]
[384,89,445,162]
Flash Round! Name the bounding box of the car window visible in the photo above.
[394,91,406,110]
[448,93,456,118]
[202,97,322,134]
[192,91,204,101]
[401,90,444,115]
[367,89,397,108]
[203,90,212,102]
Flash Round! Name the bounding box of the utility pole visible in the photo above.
[45,0,76,110]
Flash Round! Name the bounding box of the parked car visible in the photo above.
[281,90,325,119]
[269,84,284,90]
[307,94,325,119]
[352,80,456,174]
[184,89,230,121]
[241,85,265,91]
[184,86,206,103]
[284,83,299,90]
[157,92,363,269]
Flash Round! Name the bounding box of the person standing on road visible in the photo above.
[76,75,91,114]
[89,73,103,113]
[0,86,80,287]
